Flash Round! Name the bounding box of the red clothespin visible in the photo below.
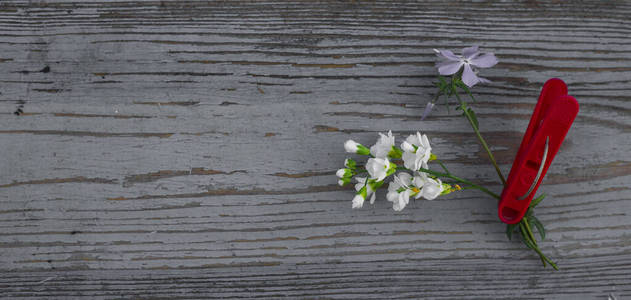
[498,78,579,224]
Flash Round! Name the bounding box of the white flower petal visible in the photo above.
[397,172,412,185]
[387,191,399,203]
[366,157,390,182]
[354,177,367,192]
[413,172,426,187]
[394,190,411,211]
[421,178,443,200]
[405,133,421,146]
[402,151,417,170]
[420,134,430,150]
[352,194,365,209]
[344,140,360,153]
[401,141,415,153]
[370,130,395,158]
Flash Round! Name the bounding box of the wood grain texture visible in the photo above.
[1,0,630,298]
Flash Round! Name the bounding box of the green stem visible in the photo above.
[431,90,441,103]
[521,219,558,270]
[398,166,500,200]
[444,76,557,270]
[522,219,546,266]
[453,89,507,186]
[522,219,537,245]
[435,159,450,174]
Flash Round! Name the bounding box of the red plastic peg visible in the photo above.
[498,78,579,224]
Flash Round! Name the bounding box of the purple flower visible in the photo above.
[433,45,498,87]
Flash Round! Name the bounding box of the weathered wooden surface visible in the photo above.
[1,0,630,298]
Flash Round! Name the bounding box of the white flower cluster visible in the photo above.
[337,131,453,211]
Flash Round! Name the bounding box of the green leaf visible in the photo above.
[456,81,476,103]
[437,76,448,92]
[506,223,517,240]
[530,216,546,240]
[439,76,447,85]
[526,207,533,218]
[455,80,467,90]
[530,193,546,208]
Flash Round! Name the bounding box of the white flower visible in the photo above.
[354,177,376,204]
[401,141,415,153]
[401,132,431,171]
[433,45,498,87]
[365,157,392,182]
[344,140,370,155]
[420,177,443,200]
[370,130,395,158]
[411,172,427,200]
[393,190,411,211]
[351,194,364,209]
[386,173,413,211]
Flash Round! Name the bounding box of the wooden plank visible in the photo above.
[0,0,630,298]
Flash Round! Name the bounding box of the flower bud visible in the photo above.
[344,140,370,155]
[344,140,359,153]
[421,102,435,121]
[338,177,351,186]
[440,183,461,195]
[344,158,357,169]
[336,168,351,178]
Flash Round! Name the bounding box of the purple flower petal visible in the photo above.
[470,53,498,68]
[461,64,479,87]
[477,76,492,84]
[421,102,435,120]
[433,48,460,61]
[462,45,479,59]
[437,61,463,75]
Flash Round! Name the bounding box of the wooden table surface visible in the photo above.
[1,1,630,298]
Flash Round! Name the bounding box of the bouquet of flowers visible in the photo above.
[336,46,557,269]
